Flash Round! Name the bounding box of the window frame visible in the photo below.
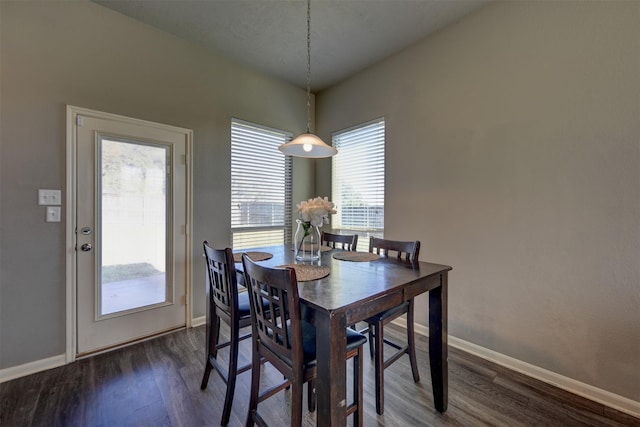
[331,118,385,248]
[230,118,292,249]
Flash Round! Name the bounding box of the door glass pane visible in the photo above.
[100,138,168,316]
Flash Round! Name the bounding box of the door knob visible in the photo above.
[81,243,92,252]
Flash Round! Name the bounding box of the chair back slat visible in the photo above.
[242,255,302,365]
[321,231,358,251]
[203,241,237,315]
[369,237,420,261]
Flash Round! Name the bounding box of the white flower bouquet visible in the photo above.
[296,196,337,227]
[295,197,336,260]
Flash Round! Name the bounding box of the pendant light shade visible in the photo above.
[279,133,337,158]
[278,0,337,158]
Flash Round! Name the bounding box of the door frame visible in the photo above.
[65,105,193,362]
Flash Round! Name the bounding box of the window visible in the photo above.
[332,119,385,249]
[231,119,292,249]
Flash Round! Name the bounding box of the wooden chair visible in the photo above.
[199,242,255,426]
[321,231,358,251]
[242,255,367,427]
[366,237,421,415]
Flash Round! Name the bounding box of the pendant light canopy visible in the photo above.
[278,0,337,158]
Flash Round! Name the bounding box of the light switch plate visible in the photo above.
[46,206,61,222]
[39,189,61,205]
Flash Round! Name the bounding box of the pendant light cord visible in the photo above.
[278,0,336,157]
[305,0,312,134]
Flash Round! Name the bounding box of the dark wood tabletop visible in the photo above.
[238,244,452,426]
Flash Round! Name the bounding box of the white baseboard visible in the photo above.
[401,320,640,419]
[0,354,66,384]
[191,315,206,327]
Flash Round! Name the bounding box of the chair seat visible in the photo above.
[235,291,272,319]
[236,291,252,318]
[367,301,409,322]
[300,321,367,366]
[273,320,367,366]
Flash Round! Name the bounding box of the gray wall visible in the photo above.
[316,1,639,401]
[0,1,313,368]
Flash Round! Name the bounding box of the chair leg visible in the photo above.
[368,323,375,358]
[221,322,240,426]
[245,348,262,427]
[374,321,385,415]
[200,360,213,390]
[201,313,220,390]
[406,301,420,383]
[307,379,316,412]
[291,381,303,427]
[354,347,363,427]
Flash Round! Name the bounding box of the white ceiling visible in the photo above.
[92,0,489,92]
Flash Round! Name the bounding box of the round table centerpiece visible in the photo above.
[294,196,336,261]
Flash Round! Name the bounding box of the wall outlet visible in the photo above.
[46,206,61,222]
[39,189,62,205]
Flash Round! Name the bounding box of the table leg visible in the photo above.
[315,310,347,426]
[429,272,449,413]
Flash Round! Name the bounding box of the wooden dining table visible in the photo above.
[238,244,452,426]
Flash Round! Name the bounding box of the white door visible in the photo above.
[72,109,191,356]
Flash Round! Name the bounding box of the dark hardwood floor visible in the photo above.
[1,324,638,427]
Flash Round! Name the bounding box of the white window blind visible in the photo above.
[231,119,292,249]
[332,119,385,248]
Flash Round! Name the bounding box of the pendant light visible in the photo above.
[278,0,337,158]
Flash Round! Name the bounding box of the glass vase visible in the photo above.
[294,219,321,261]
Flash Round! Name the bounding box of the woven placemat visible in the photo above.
[233,251,273,263]
[276,264,330,281]
[332,252,381,262]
